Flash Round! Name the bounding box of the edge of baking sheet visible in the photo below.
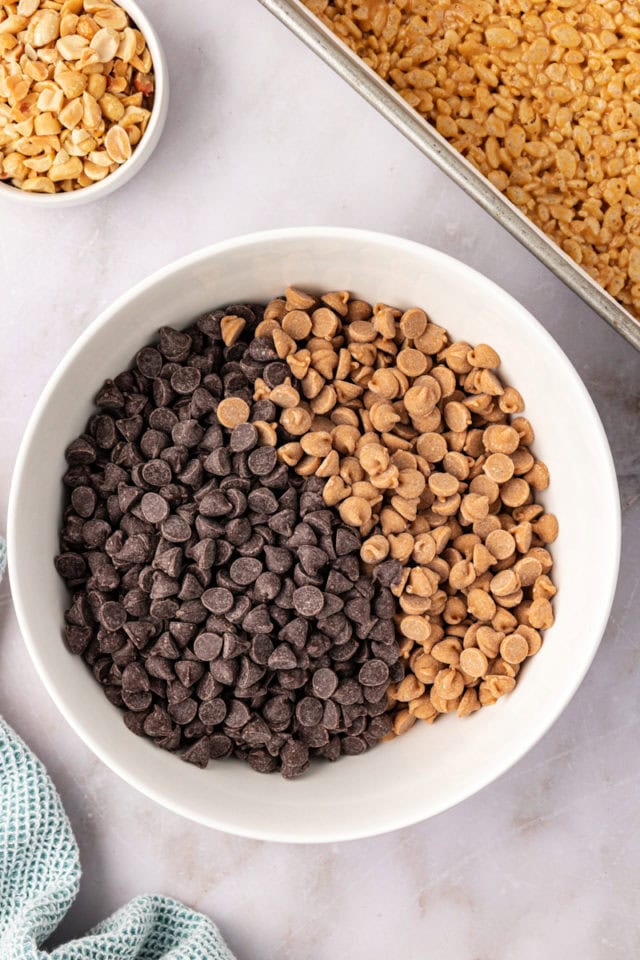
[258,0,640,352]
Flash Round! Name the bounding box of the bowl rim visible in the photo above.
[0,0,169,207]
[7,227,622,842]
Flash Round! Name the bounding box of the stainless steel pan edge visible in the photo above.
[259,0,640,351]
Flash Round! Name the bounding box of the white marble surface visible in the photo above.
[1,1,639,957]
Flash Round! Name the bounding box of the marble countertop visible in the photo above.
[1,2,639,957]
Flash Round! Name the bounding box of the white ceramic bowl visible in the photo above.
[8,228,620,842]
[0,0,168,207]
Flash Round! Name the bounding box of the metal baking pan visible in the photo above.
[259,0,640,351]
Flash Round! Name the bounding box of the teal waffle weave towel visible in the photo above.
[0,538,236,960]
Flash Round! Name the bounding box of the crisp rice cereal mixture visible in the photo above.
[304,0,640,319]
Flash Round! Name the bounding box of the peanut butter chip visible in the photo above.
[300,431,332,457]
[500,633,529,665]
[412,653,439,683]
[444,400,471,432]
[500,478,531,507]
[490,569,520,597]
[395,674,425,702]
[285,286,316,311]
[280,407,312,436]
[467,588,496,621]
[468,344,501,369]
[434,667,465,700]
[459,647,488,678]
[339,496,372,527]
[484,452,514,484]
[400,616,431,644]
[400,307,428,339]
[282,310,312,340]
[397,348,428,377]
[270,382,300,408]
[485,529,516,560]
[216,397,250,428]
[220,315,245,346]
[483,424,520,454]
[417,432,447,462]
[348,320,377,343]
[311,307,339,338]
[528,598,554,629]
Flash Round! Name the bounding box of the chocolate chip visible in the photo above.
[140,492,169,524]
[193,632,224,660]
[333,680,362,705]
[121,688,152,712]
[263,545,293,574]
[55,552,86,581]
[65,436,96,465]
[247,446,277,476]
[159,327,192,361]
[99,601,126,632]
[169,696,198,724]
[209,734,233,759]
[230,557,262,585]
[204,447,231,476]
[281,739,309,769]
[199,698,227,725]
[373,559,403,588]
[181,736,210,767]
[342,736,366,756]
[293,585,324,617]
[172,420,204,448]
[225,700,251,729]
[140,459,171,487]
[71,486,96,519]
[143,705,173,738]
[136,346,163,378]
[122,662,150,692]
[335,527,361,556]
[358,659,390,687]
[175,660,205,687]
[242,604,273,634]
[295,697,324,727]
[171,366,201,394]
[160,516,191,543]
[263,361,289,387]
[139,433,167,465]
[253,572,280,602]
[226,424,256,457]
[312,667,338,700]
[201,588,234,614]
[198,491,232,517]
[267,642,297,670]
[297,545,328,577]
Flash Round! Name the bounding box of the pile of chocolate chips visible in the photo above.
[55,302,401,777]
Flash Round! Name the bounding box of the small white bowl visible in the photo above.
[0,0,168,207]
[8,228,621,842]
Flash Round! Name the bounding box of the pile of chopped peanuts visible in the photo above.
[252,286,558,737]
[304,0,640,320]
[0,0,154,194]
